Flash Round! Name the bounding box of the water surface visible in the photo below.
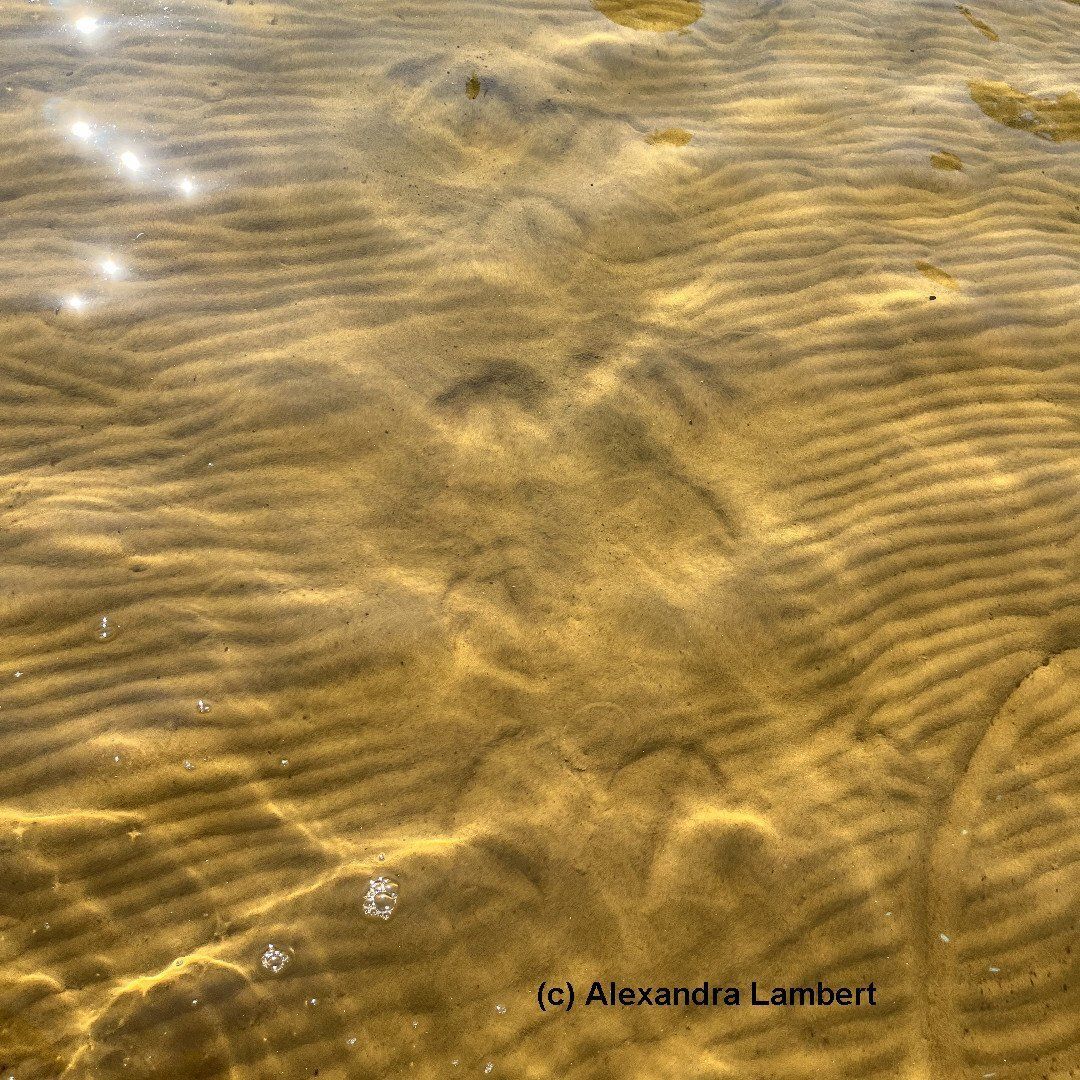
[1,0,1078,1076]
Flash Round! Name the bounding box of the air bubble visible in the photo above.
[260,943,290,974]
[363,876,399,920]
[96,615,116,641]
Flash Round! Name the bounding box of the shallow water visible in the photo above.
[1,0,1078,1077]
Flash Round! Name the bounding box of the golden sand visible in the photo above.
[1,0,1078,1077]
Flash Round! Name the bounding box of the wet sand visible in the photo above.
[1,0,1078,1076]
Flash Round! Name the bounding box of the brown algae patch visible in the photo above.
[466,73,481,100]
[916,262,959,290]
[930,151,963,171]
[592,0,702,31]
[647,128,693,145]
[969,81,1080,142]
[956,5,999,40]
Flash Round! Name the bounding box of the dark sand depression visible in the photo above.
[0,0,1078,1077]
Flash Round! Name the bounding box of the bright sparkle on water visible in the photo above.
[362,875,399,920]
[196,699,211,713]
[119,150,141,173]
[73,15,99,35]
[178,176,195,196]
[67,294,86,312]
[100,258,121,278]
[71,121,93,140]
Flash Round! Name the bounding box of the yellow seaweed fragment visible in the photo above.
[956,5,999,40]
[647,128,693,145]
[466,73,481,99]
[916,262,959,290]
[930,151,964,171]
[592,0,702,31]
[969,80,1080,142]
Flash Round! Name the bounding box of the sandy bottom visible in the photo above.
[1,0,1077,1076]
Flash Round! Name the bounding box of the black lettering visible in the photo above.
[585,981,609,1006]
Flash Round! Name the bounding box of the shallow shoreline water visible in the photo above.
[1,0,1077,1076]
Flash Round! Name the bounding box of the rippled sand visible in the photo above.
[1,0,1078,1076]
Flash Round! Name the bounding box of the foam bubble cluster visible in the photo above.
[260,943,290,974]
[363,876,399,920]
